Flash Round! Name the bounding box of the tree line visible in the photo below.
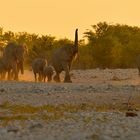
[0,22,140,69]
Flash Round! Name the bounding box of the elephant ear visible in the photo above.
[5,41,18,56]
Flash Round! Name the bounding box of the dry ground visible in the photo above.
[0,69,140,140]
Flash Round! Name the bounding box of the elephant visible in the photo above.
[32,58,47,82]
[51,29,78,83]
[0,46,5,57]
[43,65,54,82]
[0,58,6,80]
[2,41,28,80]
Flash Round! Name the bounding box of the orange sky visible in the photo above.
[0,0,140,39]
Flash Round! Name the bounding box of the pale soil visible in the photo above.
[0,69,140,140]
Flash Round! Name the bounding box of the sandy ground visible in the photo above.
[0,69,140,140]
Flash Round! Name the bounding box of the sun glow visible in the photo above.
[0,0,140,39]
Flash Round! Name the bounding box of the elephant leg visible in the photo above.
[34,73,37,82]
[1,71,6,80]
[7,69,12,80]
[17,66,20,77]
[63,64,72,83]
[47,75,52,82]
[12,65,18,80]
[53,72,60,82]
[38,76,41,82]
[14,72,18,80]
[18,61,24,75]
[68,61,72,71]
[16,64,21,80]
[10,70,14,79]
[43,76,46,82]
[41,74,44,82]
[14,73,18,80]
[38,72,43,82]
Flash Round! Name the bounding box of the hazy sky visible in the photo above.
[0,0,140,39]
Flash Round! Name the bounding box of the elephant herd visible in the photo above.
[0,29,79,83]
[0,42,27,80]
[1,28,140,82]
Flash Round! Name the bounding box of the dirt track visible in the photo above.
[0,69,140,140]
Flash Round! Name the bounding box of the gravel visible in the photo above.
[0,69,139,140]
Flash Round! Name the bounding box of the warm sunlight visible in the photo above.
[0,0,140,39]
[1,1,140,139]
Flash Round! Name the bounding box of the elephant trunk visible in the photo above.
[74,28,78,53]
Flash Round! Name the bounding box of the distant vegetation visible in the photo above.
[1,22,140,69]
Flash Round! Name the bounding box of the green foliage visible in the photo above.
[1,22,140,69]
[84,22,140,68]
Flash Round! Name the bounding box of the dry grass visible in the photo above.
[0,101,139,124]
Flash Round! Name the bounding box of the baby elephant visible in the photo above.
[43,65,54,82]
[32,58,47,82]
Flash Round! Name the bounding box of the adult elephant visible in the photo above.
[51,29,78,83]
[2,41,28,80]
